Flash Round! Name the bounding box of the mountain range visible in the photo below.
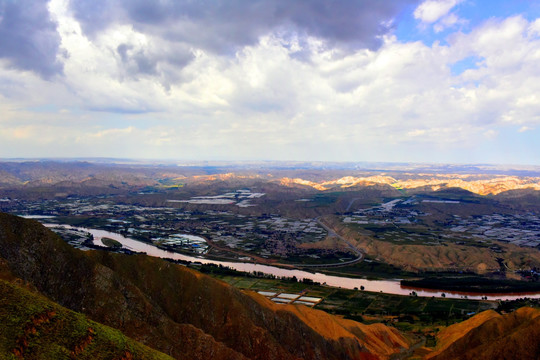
[1,160,540,196]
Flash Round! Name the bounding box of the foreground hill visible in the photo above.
[0,213,412,359]
[425,307,540,360]
[0,280,174,360]
[2,212,538,359]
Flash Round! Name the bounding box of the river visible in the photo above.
[45,224,540,301]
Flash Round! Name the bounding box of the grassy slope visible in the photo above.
[0,280,173,360]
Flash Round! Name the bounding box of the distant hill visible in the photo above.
[276,175,540,195]
[1,160,540,198]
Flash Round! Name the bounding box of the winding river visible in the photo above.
[46,224,540,301]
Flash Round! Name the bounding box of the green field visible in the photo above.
[213,274,496,328]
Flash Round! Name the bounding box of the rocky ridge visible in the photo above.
[277,175,540,195]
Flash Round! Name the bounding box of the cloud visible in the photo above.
[70,0,419,53]
[433,12,464,33]
[2,2,540,164]
[448,16,540,126]
[113,38,194,86]
[414,0,463,24]
[0,0,63,78]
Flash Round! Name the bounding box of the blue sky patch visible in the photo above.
[450,55,485,76]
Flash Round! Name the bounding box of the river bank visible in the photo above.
[44,223,540,301]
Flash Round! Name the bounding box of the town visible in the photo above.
[342,196,540,249]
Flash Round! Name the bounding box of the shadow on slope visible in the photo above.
[0,280,174,360]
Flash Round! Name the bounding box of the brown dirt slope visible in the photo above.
[426,307,540,360]
[248,292,411,359]
[0,212,412,360]
[324,215,540,273]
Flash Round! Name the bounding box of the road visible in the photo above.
[290,217,364,268]
[345,197,362,212]
[390,335,426,360]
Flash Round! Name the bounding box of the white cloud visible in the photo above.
[414,0,465,34]
[483,129,498,139]
[434,13,463,33]
[414,0,463,24]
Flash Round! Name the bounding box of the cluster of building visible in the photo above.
[342,196,540,249]
[207,216,327,257]
[154,234,209,253]
[257,291,322,306]
[449,213,540,248]
[167,189,265,207]
[343,198,425,227]
[4,191,328,259]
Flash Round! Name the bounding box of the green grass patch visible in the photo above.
[100,237,122,249]
[0,280,173,360]
[216,274,497,328]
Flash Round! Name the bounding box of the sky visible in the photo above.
[1,0,540,165]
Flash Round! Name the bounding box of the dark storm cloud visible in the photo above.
[71,0,419,52]
[116,44,158,76]
[115,42,194,87]
[0,0,63,78]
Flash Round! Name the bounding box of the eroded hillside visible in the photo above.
[0,213,413,360]
[423,307,540,360]
[1,212,538,359]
